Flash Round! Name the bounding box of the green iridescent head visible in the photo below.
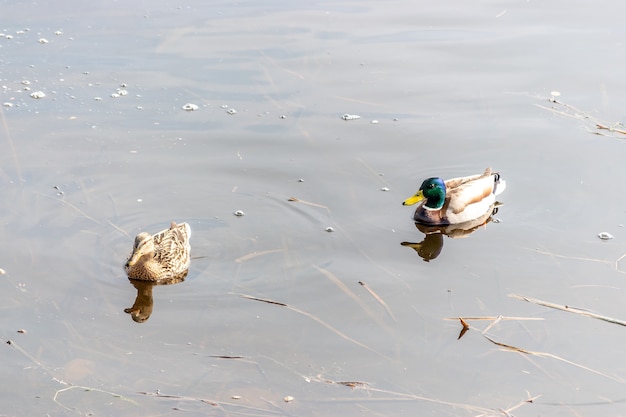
[402,177,446,209]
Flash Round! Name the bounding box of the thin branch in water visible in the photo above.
[0,105,23,182]
[457,317,470,340]
[314,267,394,331]
[500,393,542,416]
[208,355,248,359]
[596,123,626,135]
[528,247,612,265]
[529,246,626,275]
[451,312,626,382]
[509,293,626,327]
[358,280,396,322]
[355,157,391,187]
[449,316,544,340]
[235,248,285,263]
[482,315,503,335]
[535,95,626,139]
[314,265,369,312]
[615,252,626,274]
[54,385,137,410]
[240,294,287,307]
[239,293,382,357]
[287,196,329,209]
[137,390,283,415]
[7,340,134,409]
[483,334,624,383]
[38,192,102,225]
[444,316,545,321]
[106,219,131,239]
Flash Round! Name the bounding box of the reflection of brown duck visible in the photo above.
[124,279,154,323]
[401,205,500,261]
[124,221,191,281]
[124,273,187,323]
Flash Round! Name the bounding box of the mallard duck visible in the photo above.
[124,221,191,281]
[402,168,506,225]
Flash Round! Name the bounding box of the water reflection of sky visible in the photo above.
[2,1,626,416]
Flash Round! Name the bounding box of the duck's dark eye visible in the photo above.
[427,183,435,189]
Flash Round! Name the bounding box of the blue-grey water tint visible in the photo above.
[2,0,626,415]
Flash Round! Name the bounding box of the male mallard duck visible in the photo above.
[124,221,191,281]
[402,168,506,226]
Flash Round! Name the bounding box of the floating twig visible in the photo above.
[535,94,626,138]
[444,316,544,322]
[137,390,282,414]
[449,316,543,340]
[240,295,287,307]
[0,105,23,182]
[457,317,470,340]
[239,293,381,356]
[483,334,624,383]
[358,280,396,322]
[509,293,626,327]
[54,386,136,410]
[529,246,626,275]
[38,192,102,225]
[287,196,329,209]
[235,248,285,263]
[7,339,134,409]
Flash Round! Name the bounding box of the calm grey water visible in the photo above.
[2,1,626,416]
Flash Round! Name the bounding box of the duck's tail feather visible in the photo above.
[493,174,506,196]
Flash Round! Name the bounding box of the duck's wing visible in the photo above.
[446,173,498,215]
[153,222,191,271]
[444,168,492,190]
[174,222,191,244]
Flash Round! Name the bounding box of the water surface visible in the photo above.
[2,1,626,415]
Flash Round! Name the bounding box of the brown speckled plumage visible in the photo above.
[124,221,191,281]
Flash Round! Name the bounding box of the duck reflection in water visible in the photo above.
[401,205,501,262]
[124,273,187,323]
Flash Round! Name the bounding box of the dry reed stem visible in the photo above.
[449,316,544,340]
[239,294,382,357]
[287,196,329,209]
[454,312,625,383]
[302,372,527,416]
[530,247,626,275]
[289,194,404,285]
[0,105,23,182]
[356,157,391,187]
[53,385,137,410]
[137,390,283,415]
[38,192,102,225]
[535,96,626,138]
[39,191,130,238]
[313,265,390,328]
[483,335,624,383]
[509,293,626,327]
[444,316,544,321]
[106,219,131,238]
[6,339,132,410]
[358,280,397,322]
[498,393,542,417]
[235,248,285,263]
[143,352,536,416]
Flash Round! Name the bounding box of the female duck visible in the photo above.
[402,168,505,226]
[124,221,191,281]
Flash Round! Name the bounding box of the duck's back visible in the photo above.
[153,222,191,275]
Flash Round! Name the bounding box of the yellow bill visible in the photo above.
[402,190,425,206]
